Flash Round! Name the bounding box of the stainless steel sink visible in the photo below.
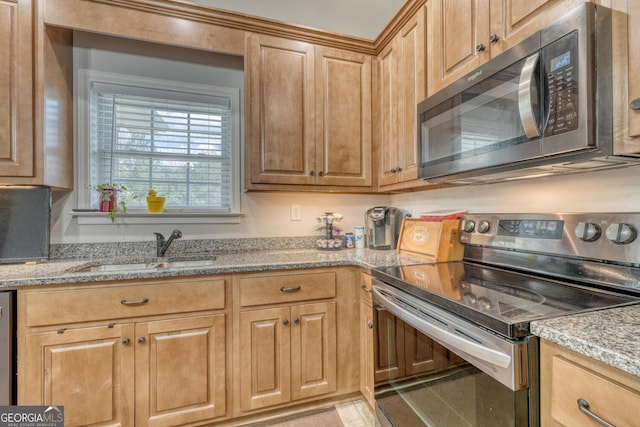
[75,257,217,273]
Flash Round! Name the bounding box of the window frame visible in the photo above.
[75,70,242,223]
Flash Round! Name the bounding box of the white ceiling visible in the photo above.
[186,0,406,40]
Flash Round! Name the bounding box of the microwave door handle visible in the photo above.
[518,52,542,139]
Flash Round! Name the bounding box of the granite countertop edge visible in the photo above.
[530,304,640,378]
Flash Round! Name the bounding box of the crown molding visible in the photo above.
[91,0,379,54]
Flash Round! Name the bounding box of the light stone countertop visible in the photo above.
[0,248,426,288]
[2,245,638,379]
[530,304,640,377]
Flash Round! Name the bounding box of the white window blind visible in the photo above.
[91,83,234,212]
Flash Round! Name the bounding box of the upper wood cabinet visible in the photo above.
[245,33,373,190]
[246,34,316,187]
[0,0,34,180]
[629,1,640,140]
[427,0,587,96]
[0,0,73,188]
[378,7,425,187]
[315,46,372,187]
[607,0,640,156]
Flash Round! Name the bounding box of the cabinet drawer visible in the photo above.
[24,278,225,327]
[239,272,336,306]
[550,355,640,427]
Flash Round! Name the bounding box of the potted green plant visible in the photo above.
[93,183,135,222]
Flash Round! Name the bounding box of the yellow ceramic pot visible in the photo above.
[146,196,166,213]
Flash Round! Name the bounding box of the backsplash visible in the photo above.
[50,236,319,259]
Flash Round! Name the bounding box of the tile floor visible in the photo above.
[334,400,377,427]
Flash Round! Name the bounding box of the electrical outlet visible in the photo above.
[290,204,301,221]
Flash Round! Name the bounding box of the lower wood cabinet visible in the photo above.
[540,339,640,427]
[239,301,337,411]
[18,278,228,427]
[234,267,361,417]
[24,323,135,426]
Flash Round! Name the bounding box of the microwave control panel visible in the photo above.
[543,31,579,136]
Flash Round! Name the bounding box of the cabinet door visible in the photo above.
[359,296,375,409]
[0,0,34,177]
[315,47,372,187]
[396,8,425,183]
[24,324,135,427]
[290,301,337,400]
[135,315,226,427]
[378,40,400,186]
[427,0,490,96]
[246,34,315,185]
[489,0,584,56]
[373,305,406,383]
[628,0,640,139]
[239,307,291,411]
[404,324,446,375]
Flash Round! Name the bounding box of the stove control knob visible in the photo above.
[463,220,476,233]
[605,223,638,244]
[574,222,601,242]
[477,220,491,234]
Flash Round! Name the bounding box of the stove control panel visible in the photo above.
[460,213,640,265]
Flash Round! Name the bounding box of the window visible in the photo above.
[76,70,241,220]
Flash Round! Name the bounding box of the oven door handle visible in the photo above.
[373,287,512,369]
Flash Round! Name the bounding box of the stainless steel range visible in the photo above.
[371,213,640,427]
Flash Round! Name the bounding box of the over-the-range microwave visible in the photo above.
[417,3,635,185]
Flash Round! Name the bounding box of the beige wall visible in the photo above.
[391,167,640,217]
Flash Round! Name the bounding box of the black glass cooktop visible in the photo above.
[372,262,639,339]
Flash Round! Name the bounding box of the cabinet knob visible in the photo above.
[122,338,131,346]
[361,284,372,293]
[283,319,290,326]
[489,33,499,43]
[631,98,640,110]
[396,166,402,172]
[318,171,324,177]
[476,43,486,52]
[390,168,397,173]
[137,337,146,344]
[310,170,315,176]
[367,322,374,329]
[294,317,300,325]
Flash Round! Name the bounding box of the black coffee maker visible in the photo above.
[364,206,408,250]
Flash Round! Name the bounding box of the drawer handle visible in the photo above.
[280,286,301,293]
[577,398,615,427]
[361,284,372,293]
[121,298,150,306]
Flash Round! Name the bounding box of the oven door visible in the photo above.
[372,280,538,427]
